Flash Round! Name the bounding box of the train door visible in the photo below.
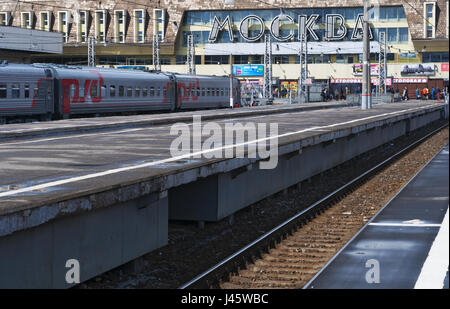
[168,75,177,111]
[43,69,55,117]
[233,78,241,107]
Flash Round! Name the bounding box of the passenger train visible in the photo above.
[0,61,240,124]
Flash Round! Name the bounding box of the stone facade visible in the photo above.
[0,0,448,48]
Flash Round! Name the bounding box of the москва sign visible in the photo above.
[208,13,373,43]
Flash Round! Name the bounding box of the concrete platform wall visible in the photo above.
[169,108,444,222]
[0,194,167,288]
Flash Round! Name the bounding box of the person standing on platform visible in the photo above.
[436,88,441,102]
[431,87,436,100]
[416,88,420,100]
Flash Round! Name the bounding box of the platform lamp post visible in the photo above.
[361,0,372,109]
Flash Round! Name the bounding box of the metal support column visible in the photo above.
[88,36,96,67]
[263,34,273,100]
[378,31,387,96]
[153,34,161,71]
[298,25,308,103]
[187,34,196,75]
[362,0,372,109]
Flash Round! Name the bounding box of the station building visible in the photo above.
[0,0,448,96]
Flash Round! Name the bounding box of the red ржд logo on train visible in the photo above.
[61,71,104,114]
[176,78,200,107]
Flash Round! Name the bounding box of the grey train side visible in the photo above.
[0,62,240,123]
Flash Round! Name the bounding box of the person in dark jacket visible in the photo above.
[402,87,408,101]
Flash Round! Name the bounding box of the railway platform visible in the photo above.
[305,145,449,289]
[0,101,354,141]
[0,101,447,288]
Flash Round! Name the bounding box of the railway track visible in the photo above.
[179,123,449,289]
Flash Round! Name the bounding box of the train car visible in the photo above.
[0,62,54,123]
[174,74,240,110]
[55,66,176,118]
[0,62,240,123]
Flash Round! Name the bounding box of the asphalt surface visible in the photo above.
[306,145,449,289]
[0,102,444,215]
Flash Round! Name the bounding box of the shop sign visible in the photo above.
[400,64,435,76]
[393,78,428,83]
[441,63,449,72]
[352,64,379,76]
[331,77,381,84]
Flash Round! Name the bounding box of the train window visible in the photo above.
[196,88,200,97]
[216,88,219,96]
[24,84,30,98]
[150,86,154,97]
[110,85,116,97]
[135,86,141,97]
[70,84,76,98]
[127,86,133,97]
[12,84,20,98]
[163,86,167,97]
[220,88,224,97]
[156,87,160,97]
[142,86,148,96]
[91,83,98,97]
[0,84,6,98]
[34,85,39,98]
[119,86,124,96]
[202,88,205,97]
[101,85,107,97]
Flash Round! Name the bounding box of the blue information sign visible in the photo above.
[232,65,264,77]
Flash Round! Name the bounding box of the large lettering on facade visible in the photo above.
[325,14,347,40]
[298,14,320,41]
[208,13,373,43]
[351,14,373,40]
[208,15,234,42]
[270,15,295,41]
[239,15,265,41]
